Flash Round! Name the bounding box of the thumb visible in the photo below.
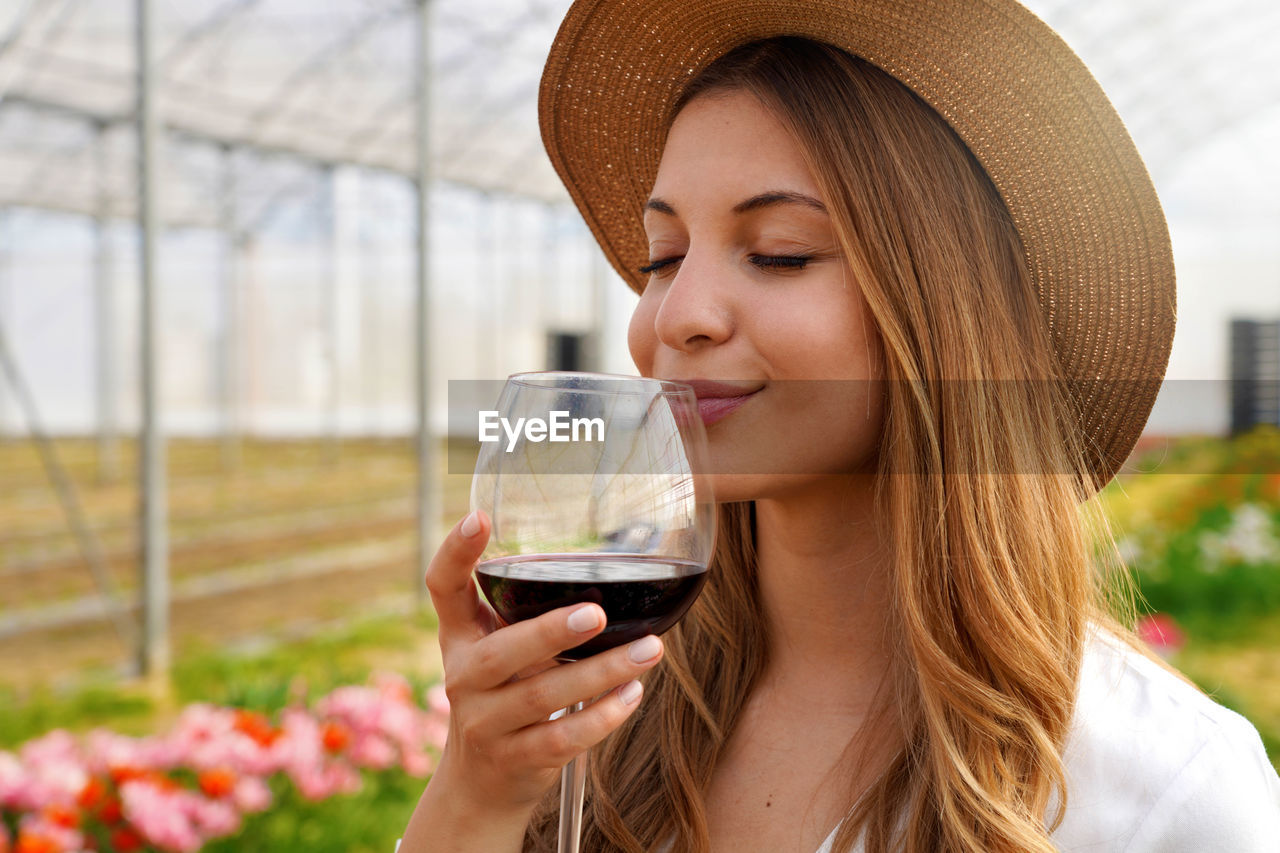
[424,510,491,638]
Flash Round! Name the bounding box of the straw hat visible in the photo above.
[538,0,1176,491]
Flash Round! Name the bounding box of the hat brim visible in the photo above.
[539,0,1176,490]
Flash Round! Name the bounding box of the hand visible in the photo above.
[400,511,663,850]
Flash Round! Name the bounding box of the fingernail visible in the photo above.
[628,635,662,664]
[459,512,481,538]
[618,680,643,705]
[567,604,602,633]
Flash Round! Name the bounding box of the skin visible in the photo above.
[635,90,896,853]
[402,90,896,852]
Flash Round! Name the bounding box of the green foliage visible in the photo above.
[171,609,439,712]
[1102,428,1280,642]
[202,772,423,853]
[0,609,440,748]
[0,683,155,748]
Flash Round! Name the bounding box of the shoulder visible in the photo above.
[1051,626,1280,852]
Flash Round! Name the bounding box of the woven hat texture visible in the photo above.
[538,0,1177,490]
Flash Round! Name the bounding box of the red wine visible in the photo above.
[475,555,707,660]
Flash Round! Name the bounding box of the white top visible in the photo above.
[812,627,1280,852]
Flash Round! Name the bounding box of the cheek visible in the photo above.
[759,296,881,380]
[627,294,659,374]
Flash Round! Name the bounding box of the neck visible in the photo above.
[752,474,894,710]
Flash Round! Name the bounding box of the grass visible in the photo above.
[201,773,425,853]
[0,607,442,750]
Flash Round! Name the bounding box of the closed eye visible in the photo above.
[750,254,810,271]
[639,256,682,275]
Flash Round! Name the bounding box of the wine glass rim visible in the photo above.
[507,370,694,397]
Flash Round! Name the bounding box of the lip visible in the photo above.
[671,379,763,426]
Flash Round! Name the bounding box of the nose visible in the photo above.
[652,254,733,353]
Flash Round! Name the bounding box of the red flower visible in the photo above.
[322,721,351,753]
[15,836,57,853]
[77,776,107,810]
[198,767,238,799]
[40,803,79,829]
[108,765,147,786]
[233,709,280,747]
[110,827,145,853]
[98,795,123,825]
[1136,613,1186,654]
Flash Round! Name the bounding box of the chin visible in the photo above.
[708,473,774,504]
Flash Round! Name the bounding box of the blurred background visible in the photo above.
[0,0,1277,850]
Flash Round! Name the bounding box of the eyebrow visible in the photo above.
[644,190,827,217]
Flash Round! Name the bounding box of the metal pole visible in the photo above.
[360,171,381,435]
[542,203,558,365]
[323,165,340,463]
[136,0,169,679]
[414,0,439,608]
[589,223,609,372]
[479,193,493,377]
[218,143,241,471]
[94,120,121,483]
[0,208,11,440]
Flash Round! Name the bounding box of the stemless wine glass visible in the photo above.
[470,371,716,853]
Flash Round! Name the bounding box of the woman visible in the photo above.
[402,1,1280,851]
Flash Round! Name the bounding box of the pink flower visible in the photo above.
[10,733,88,812]
[426,683,450,716]
[15,813,83,853]
[119,781,203,853]
[0,751,30,809]
[232,775,272,813]
[85,730,171,776]
[293,762,360,801]
[1136,613,1186,658]
[190,797,241,837]
[349,735,396,770]
[401,750,434,777]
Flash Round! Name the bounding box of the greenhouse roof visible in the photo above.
[0,0,1277,229]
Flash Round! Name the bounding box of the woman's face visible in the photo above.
[629,89,885,501]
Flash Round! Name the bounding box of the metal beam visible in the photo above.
[589,220,608,372]
[322,164,341,463]
[359,169,381,434]
[0,0,83,104]
[245,6,407,137]
[13,117,93,204]
[240,167,325,239]
[0,207,10,437]
[437,81,539,175]
[0,0,42,64]
[94,120,120,484]
[158,0,262,76]
[0,92,571,209]
[414,0,438,609]
[217,143,240,471]
[136,0,168,680]
[336,4,552,163]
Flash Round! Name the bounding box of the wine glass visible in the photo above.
[470,371,716,853]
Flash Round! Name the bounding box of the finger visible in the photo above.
[505,679,646,768]
[425,511,491,641]
[478,635,663,736]
[456,602,608,691]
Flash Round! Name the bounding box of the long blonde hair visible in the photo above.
[528,37,1132,852]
